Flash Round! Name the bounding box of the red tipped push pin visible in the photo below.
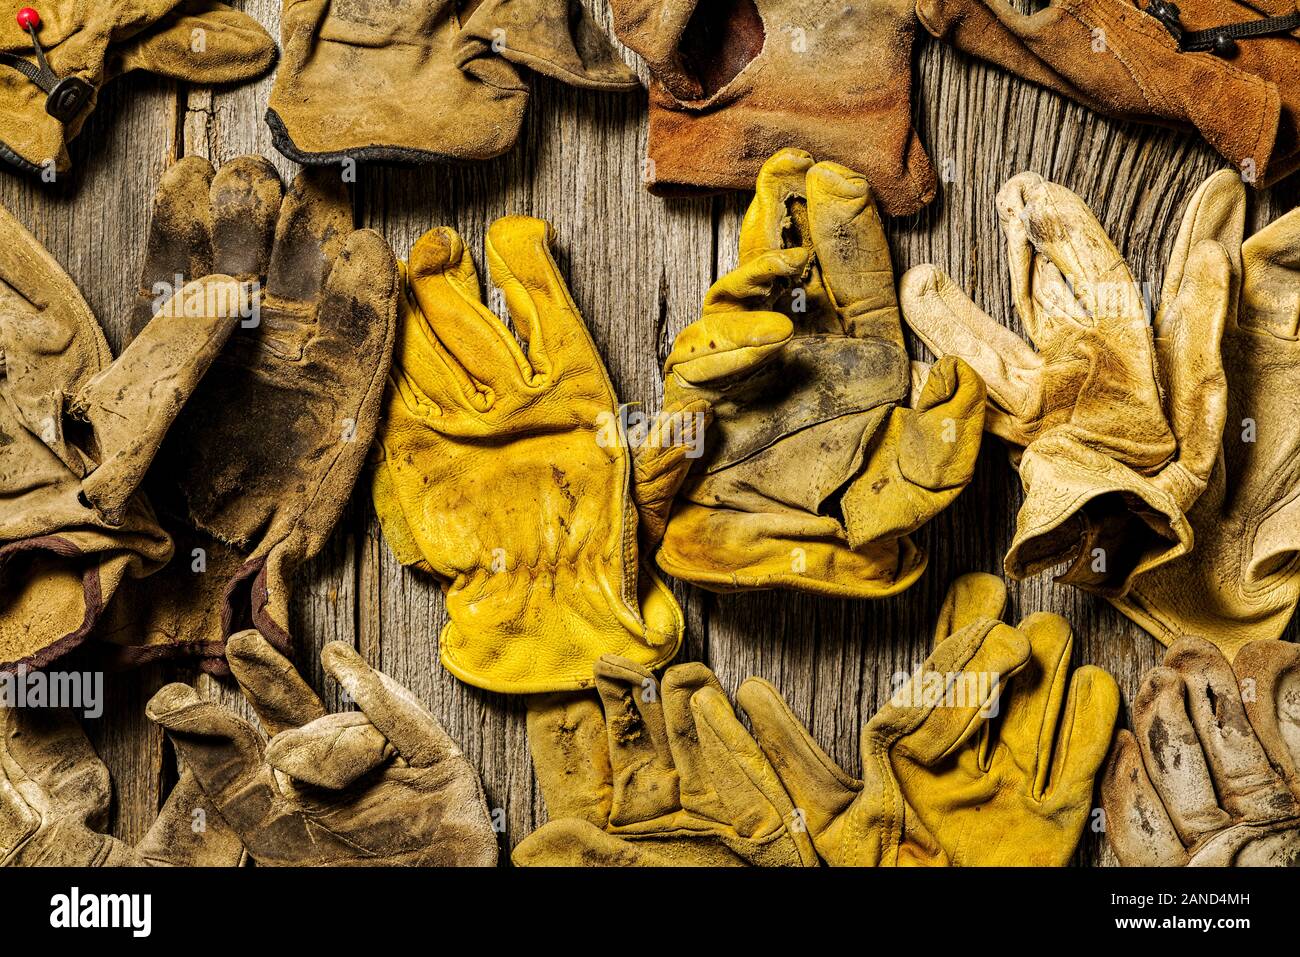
[16,7,41,31]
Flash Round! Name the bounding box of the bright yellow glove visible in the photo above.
[371,217,685,693]
[738,573,1118,865]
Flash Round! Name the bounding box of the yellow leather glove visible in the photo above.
[901,172,1236,597]
[1113,191,1300,658]
[371,218,685,693]
[655,148,986,598]
[738,573,1119,865]
[513,655,819,866]
[1103,637,1300,866]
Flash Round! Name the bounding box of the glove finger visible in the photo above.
[526,692,613,826]
[736,677,859,838]
[805,160,902,344]
[1234,640,1300,782]
[311,227,400,361]
[407,226,531,394]
[209,156,282,281]
[660,663,727,812]
[993,612,1074,799]
[1162,170,1245,305]
[899,264,1041,440]
[0,755,40,861]
[664,308,793,387]
[881,620,1030,767]
[691,685,810,851]
[701,247,811,315]
[1131,663,1229,846]
[1152,240,1230,498]
[1101,730,1188,866]
[136,770,247,867]
[265,712,396,789]
[1046,664,1120,799]
[1163,637,1298,821]
[0,707,107,828]
[320,642,463,769]
[998,172,1141,337]
[109,3,277,84]
[632,398,712,547]
[738,148,815,264]
[225,629,327,735]
[463,0,639,90]
[932,572,1007,646]
[512,818,675,866]
[593,655,678,824]
[484,216,607,386]
[131,156,215,339]
[264,168,353,305]
[1240,205,1300,337]
[145,683,271,831]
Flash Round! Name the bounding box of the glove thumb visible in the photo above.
[107,1,278,85]
[632,398,711,546]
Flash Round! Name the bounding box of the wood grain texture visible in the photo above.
[2,1,1296,863]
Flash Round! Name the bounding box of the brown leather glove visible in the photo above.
[918,0,1300,188]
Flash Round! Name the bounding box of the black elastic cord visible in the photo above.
[0,21,92,121]
[1146,0,1300,56]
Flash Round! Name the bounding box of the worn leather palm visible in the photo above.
[655,148,986,598]
[0,0,275,174]
[514,655,819,866]
[99,155,398,673]
[1103,636,1300,866]
[265,0,638,165]
[738,573,1119,865]
[901,171,1237,597]
[0,195,245,672]
[146,630,499,866]
[918,0,1300,189]
[371,217,685,693]
[1113,193,1300,657]
[608,0,935,215]
[0,706,244,866]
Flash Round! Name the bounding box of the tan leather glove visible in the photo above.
[1103,636,1300,866]
[1,706,244,866]
[266,0,637,165]
[0,1,275,174]
[901,171,1237,597]
[514,655,819,866]
[656,148,986,598]
[1113,190,1300,657]
[146,630,499,867]
[0,188,246,672]
[371,217,685,693]
[738,573,1119,865]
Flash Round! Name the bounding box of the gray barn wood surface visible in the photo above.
[3,1,1295,865]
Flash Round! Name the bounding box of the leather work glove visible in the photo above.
[0,706,245,866]
[738,573,1119,865]
[513,655,819,866]
[146,629,500,866]
[654,148,986,598]
[265,0,638,166]
[607,0,936,215]
[1113,191,1300,657]
[900,171,1237,597]
[1103,636,1300,866]
[0,193,246,672]
[0,1,275,174]
[917,0,1300,189]
[370,217,685,693]
[99,155,399,673]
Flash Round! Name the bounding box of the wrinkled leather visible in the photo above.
[265,0,638,165]
[738,573,1119,865]
[0,0,275,173]
[98,155,398,673]
[1113,190,1300,657]
[514,655,819,866]
[609,0,936,215]
[1103,636,1300,866]
[655,149,986,598]
[0,195,244,671]
[371,217,685,693]
[146,629,499,866]
[918,0,1300,189]
[0,706,244,866]
[901,171,1237,597]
